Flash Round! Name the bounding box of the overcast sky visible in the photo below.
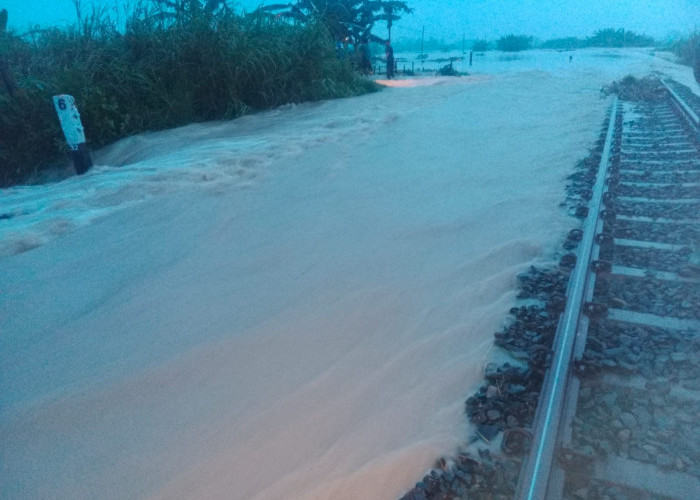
[2,1,698,41]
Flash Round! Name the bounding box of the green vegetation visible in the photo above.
[496,34,532,52]
[0,1,384,187]
[669,35,698,66]
[383,27,657,55]
[471,39,490,52]
[541,29,655,50]
[257,1,412,43]
[667,33,700,82]
[585,28,654,48]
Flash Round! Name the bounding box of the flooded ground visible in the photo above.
[1,49,698,500]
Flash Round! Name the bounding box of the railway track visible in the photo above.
[517,78,700,500]
[398,76,699,500]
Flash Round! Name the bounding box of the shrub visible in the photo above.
[496,34,532,52]
[471,39,490,52]
[0,4,378,187]
[668,33,699,73]
[586,28,654,48]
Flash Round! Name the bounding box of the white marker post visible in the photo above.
[53,94,93,175]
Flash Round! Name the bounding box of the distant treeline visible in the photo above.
[543,30,699,78]
[0,2,380,187]
[540,28,656,50]
[395,28,659,53]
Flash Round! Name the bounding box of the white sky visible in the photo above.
[2,0,698,41]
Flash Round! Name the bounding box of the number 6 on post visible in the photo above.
[53,94,93,175]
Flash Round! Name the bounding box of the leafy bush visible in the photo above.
[496,34,531,52]
[668,33,699,83]
[585,28,654,48]
[0,3,379,187]
[471,39,490,52]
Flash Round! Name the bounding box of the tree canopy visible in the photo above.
[256,1,412,44]
[148,0,232,24]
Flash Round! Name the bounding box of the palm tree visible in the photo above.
[256,1,410,45]
[370,1,411,43]
[150,0,231,25]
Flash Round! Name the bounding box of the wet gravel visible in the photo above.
[567,480,677,500]
[666,80,700,117]
[613,199,700,219]
[594,274,700,320]
[611,219,698,245]
[563,79,700,499]
[612,246,694,274]
[618,168,700,185]
[616,184,699,200]
[572,381,700,477]
[583,320,699,384]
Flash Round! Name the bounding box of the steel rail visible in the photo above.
[515,96,619,500]
[662,79,700,137]
[517,81,700,499]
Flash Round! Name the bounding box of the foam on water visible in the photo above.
[0,99,406,256]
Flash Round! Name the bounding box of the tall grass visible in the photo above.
[0,3,378,187]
